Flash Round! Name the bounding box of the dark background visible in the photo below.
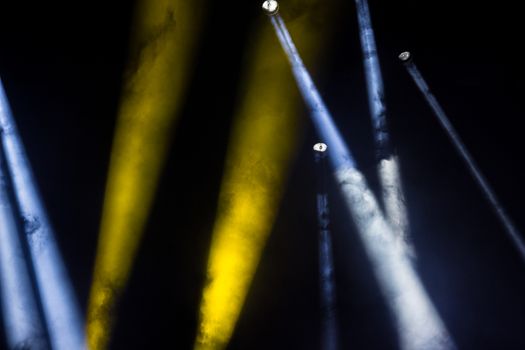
[0,0,524,349]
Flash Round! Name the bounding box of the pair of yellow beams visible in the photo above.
[87,1,335,349]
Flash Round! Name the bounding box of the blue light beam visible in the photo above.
[269,14,456,350]
[400,52,525,263]
[354,0,412,254]
[0,149,48,350]
[0,78,86,350]
[314,144,339,350]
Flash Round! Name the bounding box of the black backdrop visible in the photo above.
[0,0,524,349]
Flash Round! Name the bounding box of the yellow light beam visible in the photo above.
[87,1,203,349]
[194,2,336,349]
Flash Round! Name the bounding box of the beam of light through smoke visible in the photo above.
[194,4,334,349]
[87,1,204,349]
[0,80,86,350]
[354,0,412,254]
[0,148,48,350]
[314,145,340,350]
[270,15,456,350]
[401,53,525,262]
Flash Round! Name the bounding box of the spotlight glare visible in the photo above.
[399,51,411,62]
[262,1,279,16]
[313,143,328,152]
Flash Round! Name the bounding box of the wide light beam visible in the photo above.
[87,1,204,349]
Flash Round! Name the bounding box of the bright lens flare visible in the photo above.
[87,1,203,349]
[195,6,332,349]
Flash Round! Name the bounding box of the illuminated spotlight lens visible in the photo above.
[313,143,327,152]
[399,51,411,62]
[87,1,204,349]
[262,0,279,15]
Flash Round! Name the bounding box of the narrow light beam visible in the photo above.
[314,143,340,350]
[87,1,204,349]
[270,14,456,350]
[0,80,86,350]
[0,148,48,350]
[400,51,525,262]
[354,0,412,253]
[194,4,334,349]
